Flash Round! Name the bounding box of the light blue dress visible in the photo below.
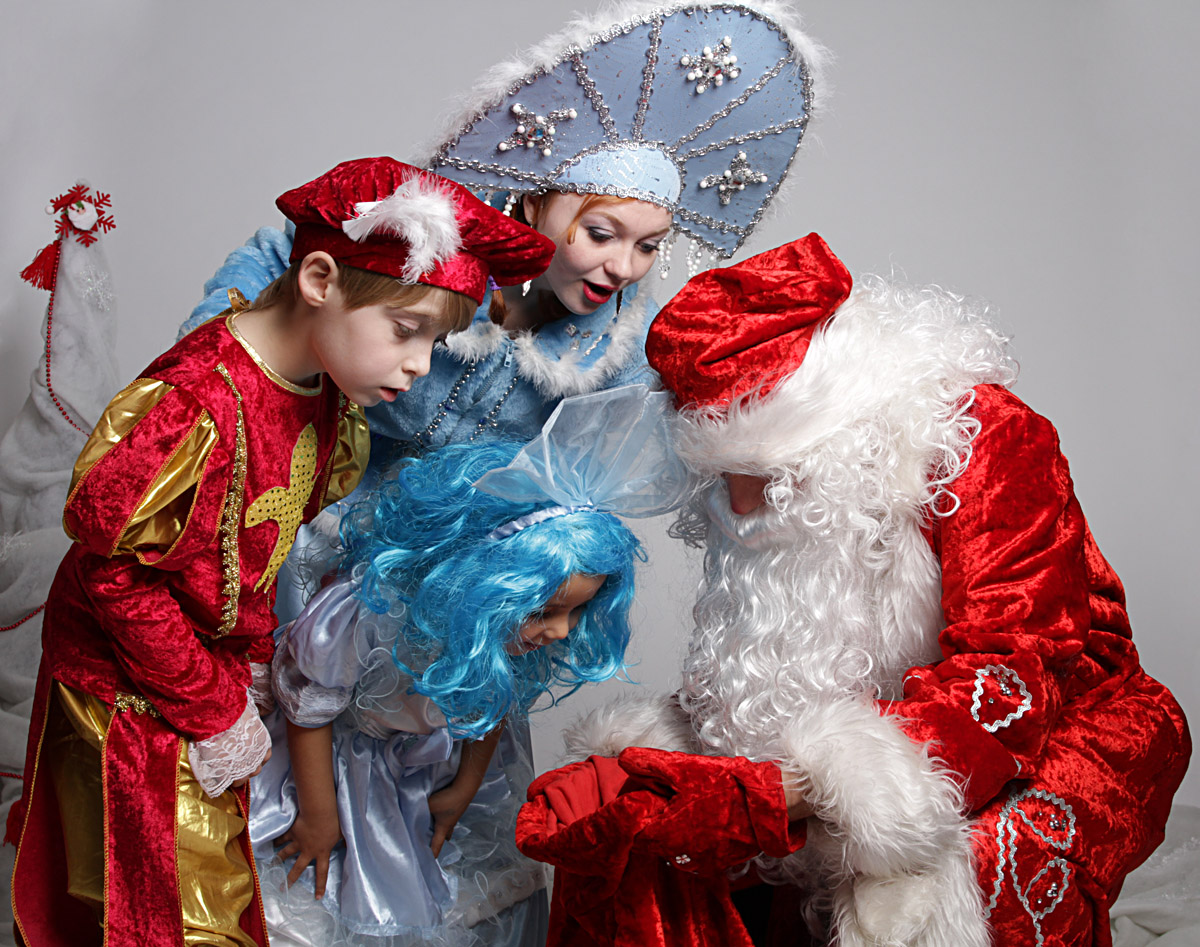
[252,579,545,947]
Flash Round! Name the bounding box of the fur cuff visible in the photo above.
[779,697,968,877]
[832,851,989,947]
[562,693,699,763]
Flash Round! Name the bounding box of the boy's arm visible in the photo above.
[275,720,342,899]
[64,379,252,741]
[428,722,505,857]
[83,554,248,739]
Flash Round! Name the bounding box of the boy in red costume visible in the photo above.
[518,235,1189,947]
[9,156,554,947]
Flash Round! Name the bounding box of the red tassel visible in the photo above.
[20,241,60,290]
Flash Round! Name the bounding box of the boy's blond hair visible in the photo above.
[251,263,477,333]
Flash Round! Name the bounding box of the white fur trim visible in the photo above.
[778,698,968,877]
[674,274,1017,490]
[832,855,990,947]
[444,317,506,364]
[561,693,699,763]
[341,174,462,283]
[415,0,831,168]
[513,294,650,398]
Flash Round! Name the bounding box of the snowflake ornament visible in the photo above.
[22,182,116,292]
[679,36,740,94]
[47,184,116,248]
[497,103,578,157]
[699,151,769,205]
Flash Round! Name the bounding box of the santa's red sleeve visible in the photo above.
[887,383,1119,810]
[770,383,1129,888]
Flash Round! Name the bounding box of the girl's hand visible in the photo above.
[428,783,474,857]
[275,808,343,898]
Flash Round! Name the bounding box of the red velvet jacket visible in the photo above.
[518,385,1189,947]
[10,311,368,947]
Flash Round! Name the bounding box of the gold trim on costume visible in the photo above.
[323,398,370,506]
[245,424,319,592]
[119,411,217,559]
[225,312,323,397]
[113,692,160,717]
[10,681,56,945]
[64,377,176,539]
[214,363,248,637]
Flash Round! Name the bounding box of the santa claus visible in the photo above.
[517,234,1190,947]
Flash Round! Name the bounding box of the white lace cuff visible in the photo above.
[187,694,271,798]
[249,661,275,714]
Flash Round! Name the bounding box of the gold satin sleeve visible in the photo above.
[66,377,220,556]
[323,401,370,506]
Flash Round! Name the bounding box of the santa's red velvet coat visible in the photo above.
[518,237,1190,947]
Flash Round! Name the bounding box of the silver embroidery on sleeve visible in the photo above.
[970,664,1033,732]
[984,787,1077,947]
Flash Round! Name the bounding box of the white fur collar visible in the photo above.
[443,317,506,363]
[513,293,650,398]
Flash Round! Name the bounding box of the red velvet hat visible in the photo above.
[277,157,555,304]
[646,233,853,409]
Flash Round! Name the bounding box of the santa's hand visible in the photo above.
[617,747,806,874]
[187,697,271,798]
[517,756,666,894]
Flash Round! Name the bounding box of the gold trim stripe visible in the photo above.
[214,364,248,637]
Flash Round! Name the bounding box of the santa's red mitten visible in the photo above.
[517,755,668,911]
[617,747,806,875]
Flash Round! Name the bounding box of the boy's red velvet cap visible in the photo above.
[646,233,853,409]
[277,156,555,304]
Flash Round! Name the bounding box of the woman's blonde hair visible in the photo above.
[520,192,638,244]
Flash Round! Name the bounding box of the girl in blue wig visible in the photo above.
[248,386,684,947]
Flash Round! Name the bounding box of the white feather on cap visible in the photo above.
[341,174,463,284]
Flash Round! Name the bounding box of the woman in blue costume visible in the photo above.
[184,3,821,943]
[250,386,686,947]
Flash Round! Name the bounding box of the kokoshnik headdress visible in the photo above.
[423,1,826,275]
[472,384,688,539]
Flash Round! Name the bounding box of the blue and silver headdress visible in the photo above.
[423,1,826,268]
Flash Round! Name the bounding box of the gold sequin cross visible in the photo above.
[245,424,319,591]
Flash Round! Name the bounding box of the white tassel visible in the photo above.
[342,174,463,283]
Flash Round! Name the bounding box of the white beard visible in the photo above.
[679,450,946,763]
[672,274,1017,765]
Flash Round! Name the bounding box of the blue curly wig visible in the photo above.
[338,441,644,739]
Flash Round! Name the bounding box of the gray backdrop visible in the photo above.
[2,0,1196,806]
